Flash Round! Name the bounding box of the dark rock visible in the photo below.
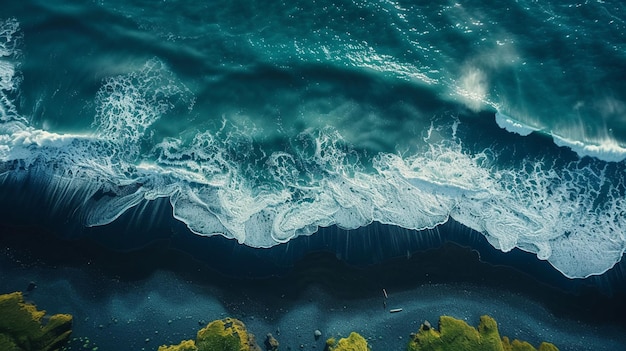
[265,332,279,351]
[423,320,431,331]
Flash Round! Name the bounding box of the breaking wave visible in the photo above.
[496,112,626,162]
[1,18,625,279]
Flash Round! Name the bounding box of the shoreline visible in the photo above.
[2,230,625,350]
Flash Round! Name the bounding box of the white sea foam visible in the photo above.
[94,59,193,160]
[457,66,488,112]
[10,129,76,148]
[495,111,626,162]
[0,56,191,228]
[3,73,626,279]
[1,18,625,278]
[144,123,626,278]
[7,108,624,279]
[0,18,23,124]
[552,134,626,163]
[496,112,626,162]
[494,111,538,136]
[2,67,625,279]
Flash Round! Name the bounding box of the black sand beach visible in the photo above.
[2,222,625,351]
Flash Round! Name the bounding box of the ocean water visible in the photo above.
[1,0,625,283]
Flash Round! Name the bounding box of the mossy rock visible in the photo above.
[502,337,560,351]
[0,333,20,351]
[407,315,502,351]
[407,315,559,351]
[196,318,260,351]
[158,318,261,351]
[326,332,370,351]
[536,342,559,351]
[157,339,198,351]
[0,291,73,351]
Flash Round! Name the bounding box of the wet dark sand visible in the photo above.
[2,223,626,351]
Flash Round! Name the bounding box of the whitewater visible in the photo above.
[1,0,626,280]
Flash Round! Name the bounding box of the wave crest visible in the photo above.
[0,18,23,124]
[1,19,625,279]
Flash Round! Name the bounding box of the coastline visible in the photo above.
[1,221,625,351]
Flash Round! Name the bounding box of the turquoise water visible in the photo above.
[1,0,625,279]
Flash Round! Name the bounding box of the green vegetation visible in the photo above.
[325,332,370,351]
[158,318,261,351]
[502,337,560,351]
[157,339,198,351]
[0,295,560,351]
[407,315,559,351]
[0,291,73,351]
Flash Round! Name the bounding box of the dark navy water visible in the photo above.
[1,1,626,280]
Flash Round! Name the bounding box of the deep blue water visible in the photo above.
[1,1,626,279]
